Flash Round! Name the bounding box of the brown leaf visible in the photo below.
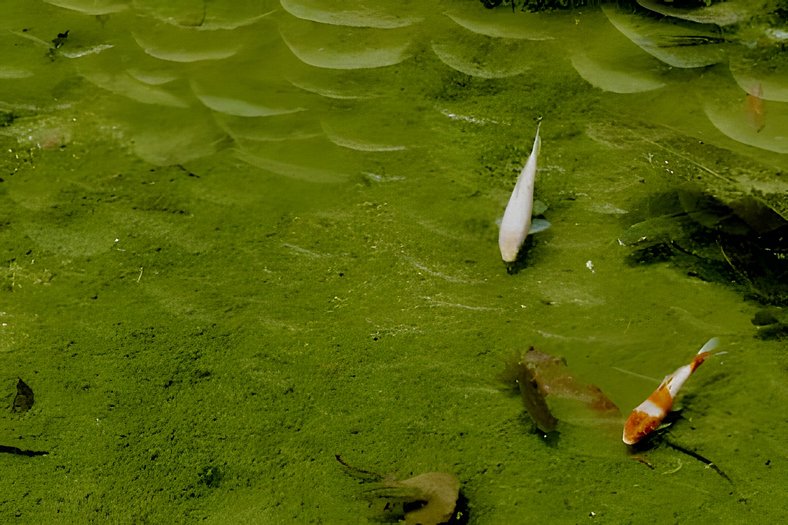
[391,472,460,525]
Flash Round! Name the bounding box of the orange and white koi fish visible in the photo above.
[622,337,719,445]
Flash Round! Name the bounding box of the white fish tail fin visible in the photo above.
[532,121,542,156]
[698,337,720,355]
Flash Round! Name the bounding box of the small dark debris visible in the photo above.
[51,30,69,49]
[0,444,48,457]
[12,378,34,413]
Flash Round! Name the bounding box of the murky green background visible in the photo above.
[1,1,786,523]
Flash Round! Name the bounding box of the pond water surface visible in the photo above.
[1,1,786,523]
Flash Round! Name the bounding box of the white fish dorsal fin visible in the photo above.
[528,218,551,234]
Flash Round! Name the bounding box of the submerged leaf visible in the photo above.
[337,458,463,525]
[394,472,461,525]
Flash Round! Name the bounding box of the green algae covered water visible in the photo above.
[1,1,786,522]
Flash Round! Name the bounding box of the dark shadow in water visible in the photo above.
[504,227,551,275]
[620,187,787,337]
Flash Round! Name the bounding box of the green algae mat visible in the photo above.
[1,1,787,523]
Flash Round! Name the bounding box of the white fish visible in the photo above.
[498,122,549,266]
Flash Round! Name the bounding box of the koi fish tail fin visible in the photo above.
[698,337,720,355]
[691,337,720,370]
